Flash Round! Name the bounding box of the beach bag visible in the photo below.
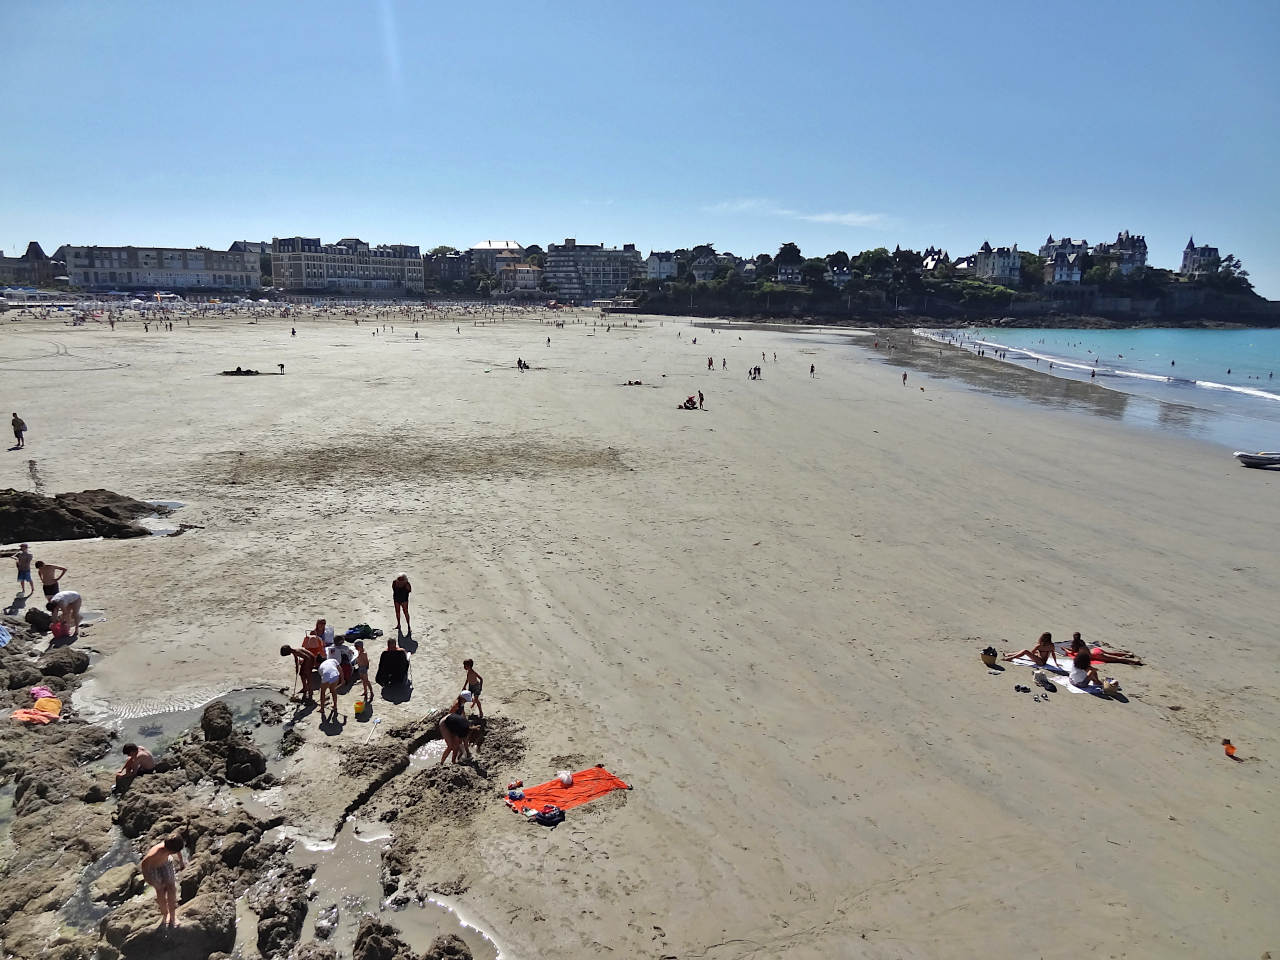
[533,804,564,827]
[50,620,69,639]
[980,646,998,667]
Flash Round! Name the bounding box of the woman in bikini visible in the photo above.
[392,573,412,636]
[1003,632,1061,668]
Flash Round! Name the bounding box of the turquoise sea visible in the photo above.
[925,328,1280,451]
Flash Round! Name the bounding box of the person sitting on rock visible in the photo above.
[115,742,155,791]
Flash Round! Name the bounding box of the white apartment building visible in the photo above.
[271,237,424,294]
[542,239,642,303]
[61,244,260,291]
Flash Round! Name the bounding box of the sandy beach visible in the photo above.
[3,306,1279,958]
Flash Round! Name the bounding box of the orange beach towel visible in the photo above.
[505,765,630,815]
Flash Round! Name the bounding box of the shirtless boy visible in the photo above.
[354,640,373,703]
[463,659,483,718]
[115,743,155,790]
[35,560,66,599]
[140,835,186,927]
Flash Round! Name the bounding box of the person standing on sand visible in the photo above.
[140,835,185,927]
[354,640,373,703]
[11,413,27,449]
[698,390,704,410]
[35,560,67,599]
[902,372,908,386]
[14,543,33,597]
[463,659,483,718]
[810,363,815,378]
[280,644,318,701]
[392,573,412,636]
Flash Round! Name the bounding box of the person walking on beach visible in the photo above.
[392,573,412,636]
[141,835,185,928]
[902,372,908,386]
[14,543,33,597]
[810,363,815,378]
[463,659,483,718]
[698,390,704,410]
[11,413,27,449]
[35,560,66,599]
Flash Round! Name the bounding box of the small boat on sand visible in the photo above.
[1234,451,1280,469]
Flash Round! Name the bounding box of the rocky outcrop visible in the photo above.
[99,890,236,960]
[246,863,313,958]
[290,943,339,960]
[422,934,473,960]
[0,488,165,542]
[38,646,90,677]
[91,865,142,907]
[352,918,416,960]
[200,701,233,740]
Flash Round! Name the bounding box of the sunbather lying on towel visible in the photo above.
[1004,632,1061,667]
[1068,632,1142,666]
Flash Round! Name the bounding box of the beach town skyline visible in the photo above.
[2,1,1277,297]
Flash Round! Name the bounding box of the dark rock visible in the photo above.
[259,700,286,725]
[378,808,399,822]
[0,488,157,543]
[313,903,339,940]
[245,864,312,959]
[91,865,141,906]
[280,727,305,756]
[422,934,473,960]
[5,661,42,688]
[226,737,267,783]
[22,606,51,632]
[290,943,338,960]
[201,701,234,741]
[38,646,90,677]
[99,889,236,959]
[351,918,415,960]
[116,774,184,838]
[83,782,111,802]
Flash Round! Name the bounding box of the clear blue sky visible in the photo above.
[3,1,1277,296]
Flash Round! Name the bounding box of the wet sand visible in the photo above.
[3,308,1280,957]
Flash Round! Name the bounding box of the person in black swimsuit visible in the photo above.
[392,573,412,636]
[439,695,472,765]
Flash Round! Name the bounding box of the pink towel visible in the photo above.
[29,686,54,700]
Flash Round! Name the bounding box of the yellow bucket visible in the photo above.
[354,700,366,713]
